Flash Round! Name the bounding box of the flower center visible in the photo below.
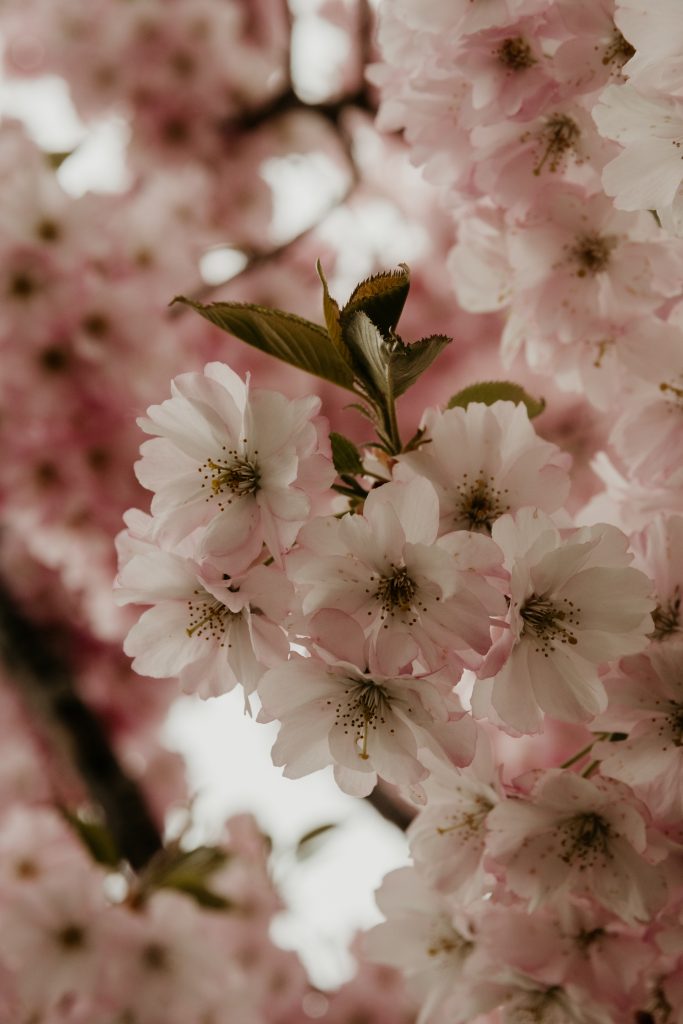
[186,593,237,640]
[602,28,635,68]
[558,812,611,867]
[56,923,87,950]
[426,930,473,959]
[533,114,580,176]
[575,927,605,952]
[497,36,536,71]
[456,476,509,533]
[520,595,579,654]
[510,988,563,1024]
[569,232,616,277]
[199,447,260,510]
[651,587,681,640]
[334,678,393,760]
[436,796,493,838]
[142,942,170,971]
[376,565,417,614]
[665,705,683,747]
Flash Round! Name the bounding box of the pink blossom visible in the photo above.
[289,477,507,676]
[258,610,476,797]
[364,867,498,1024]
[630,514,683,644]
[135,362,333,569]
[395,401,571,536]
[503,184,683,348]
[117,546,292,699]
[474,509,654,733]
[596,648,683,823]
[485,770,668,923]
[407,760,501,901]
[594,85,683,233]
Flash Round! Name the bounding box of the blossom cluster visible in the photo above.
[2,0,683,1019]
[118,334,683,1018]
[0,796,416,1024]
[371,0,683,527]
[352,1,683,1019]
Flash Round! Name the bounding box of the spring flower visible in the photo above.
[289,477,507,676]
[117,546,292,700]
[364,867,494,1024]
[258,610,476,797]
[596,648,683,823]
[474,509,654,733]
[134,362,333,570]
[396,401,571,536]
[407,763,500,901]
[485,770,667,923]
[594,85,683,234]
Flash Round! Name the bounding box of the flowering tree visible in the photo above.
[0,1,682,1022]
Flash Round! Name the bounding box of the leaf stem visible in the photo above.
[384,390,402,456]
[559,734,608,770]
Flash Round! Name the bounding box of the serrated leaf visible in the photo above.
[172,297,356,392]
[316,260,350,364]
[388,333,452,398]
[345,314,451,401]
[296,823,337,860]
[341,264,410,336]
[447,381,546,418]
[330,432,364,476]
[345,312,391,399]
[63,811,121,868]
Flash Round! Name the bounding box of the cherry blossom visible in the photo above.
[135,361,334,568]
[289,477,508,676]
[396,401,571,536]
[474,508,654,733]
[485,769,667,923]
[594,85,683,233]
[258,610,476,797]
[595,648,683,823]
[117,545,293,700]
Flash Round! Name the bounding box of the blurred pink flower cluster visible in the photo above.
[1,0,683,1021]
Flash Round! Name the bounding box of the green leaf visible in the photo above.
[330,432,364,476]
[345,314,451,401]
[172,297,356,393]
[137,844,235,911]
[341,264,410,336]
[316,260,351,364]
[344,312,392,400]
[63,811,121,868]
[447,381,546,418]
[296,823,337,860]
[388,334,452,398]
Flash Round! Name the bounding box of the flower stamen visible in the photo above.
[520,594,579,655]
[533,114,580,176]
[376,565,416,613]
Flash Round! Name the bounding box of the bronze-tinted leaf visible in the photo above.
[341,264,410,336]
[172,297,356,392]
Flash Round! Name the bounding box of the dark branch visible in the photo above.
[0,582,163,869]
[366,782,416,831]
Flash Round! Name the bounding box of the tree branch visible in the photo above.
[0,582,163,869]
